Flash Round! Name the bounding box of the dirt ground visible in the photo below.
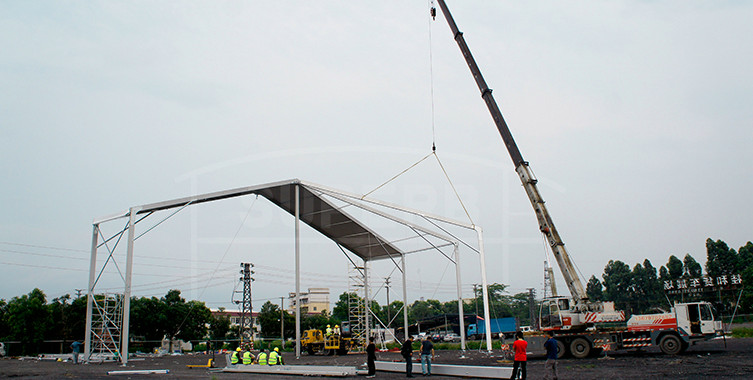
[1,337,751,379]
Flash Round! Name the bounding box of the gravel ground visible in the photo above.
[1,337,751,379]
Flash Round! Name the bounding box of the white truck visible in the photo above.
[527,300,722,358]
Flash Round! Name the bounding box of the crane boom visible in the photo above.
[436,0,589,305]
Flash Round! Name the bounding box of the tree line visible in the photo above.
[0,289,229,356]
[3,237,749,355]
[586,238,752,315]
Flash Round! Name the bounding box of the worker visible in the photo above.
[334,325,341,336]
[257,349,268,365]
[242,349,254,365]
[268,347,283,365]
[230,347,241,365]
[325,324,333,336]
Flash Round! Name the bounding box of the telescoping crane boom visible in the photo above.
[435,0,592,311]
[434,3,725,355]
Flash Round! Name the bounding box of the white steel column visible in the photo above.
[364,259,370,345]
[453,243,466,351]
[121,208,138,364]
[475,227,493,352]
[84,224,99,363]
[401,253,409,341]
[294,185,301,359]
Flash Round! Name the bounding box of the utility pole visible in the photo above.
[75,289,84,299]
[385,277,391,328]
[280,296,285,350]
[473,284,479,318]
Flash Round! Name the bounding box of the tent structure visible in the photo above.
[85,179,494,363]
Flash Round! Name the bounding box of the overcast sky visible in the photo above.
[1,1,752,314]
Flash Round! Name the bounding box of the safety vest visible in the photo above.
[242,351,252,365]
[268,351,280,365]
[230,351,239,364]
[326,327,333,336]
[258,352,268,365]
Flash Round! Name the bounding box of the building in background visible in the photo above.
[288,287,330,315]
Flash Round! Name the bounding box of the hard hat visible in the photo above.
[274,347,279,352]
[236,347,241,351]
[327,324,331,327]
[335,325,339,328]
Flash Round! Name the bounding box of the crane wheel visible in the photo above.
[659,334,682,355]
[570,337,591,359]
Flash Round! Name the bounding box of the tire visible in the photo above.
[555,339,567,359]
[570,337,591,359]
[659,334,683,355]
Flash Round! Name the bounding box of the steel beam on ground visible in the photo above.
[374,361,511,378]
[221,364,361,377]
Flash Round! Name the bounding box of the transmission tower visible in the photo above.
[235,262,254,345]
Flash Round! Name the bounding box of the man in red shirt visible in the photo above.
[510,331,527,380]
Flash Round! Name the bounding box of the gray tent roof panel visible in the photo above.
[103,179,403,262]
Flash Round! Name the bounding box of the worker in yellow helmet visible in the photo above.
[268,347,283,365]
[230,347,241,365]
[325,324,333,337]
[334,325,341,336]
[257,349,268,365]
[242,348,254,365]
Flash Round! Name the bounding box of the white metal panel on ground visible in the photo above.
[374,361,512,378]
[221,364,363,377]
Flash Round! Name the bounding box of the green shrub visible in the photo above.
[731,327,753,338]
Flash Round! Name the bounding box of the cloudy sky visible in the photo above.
[1,1,751,314]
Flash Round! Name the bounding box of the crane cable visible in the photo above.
[429,0,437,148]
[360,1,473,226]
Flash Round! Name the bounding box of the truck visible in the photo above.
[300,322,357,356]
[466,318,516,340]
[530,298,723,358]
[435,0,724,357]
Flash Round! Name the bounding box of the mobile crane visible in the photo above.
[435,0,723,357]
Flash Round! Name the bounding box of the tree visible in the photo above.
[209,313,231,342]
[0,299,9,341]
[735,242,753,312]
[6,289,51,354]
[602,260,632,311]
[683,254,702,278]
[586,275,603,301]
[131,296,167,344]
[666,255,684,280]
[706,238,738,277]
[257,301,294,338]
[409,299,443,322]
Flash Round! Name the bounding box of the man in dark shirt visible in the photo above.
[420,337,435,376]
[401,337,414,377]
[543,331,558,380]
[366,336,376,378]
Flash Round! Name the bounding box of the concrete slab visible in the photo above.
[375,361,512,378]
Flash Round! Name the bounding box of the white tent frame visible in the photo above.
[84,179,495,364]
